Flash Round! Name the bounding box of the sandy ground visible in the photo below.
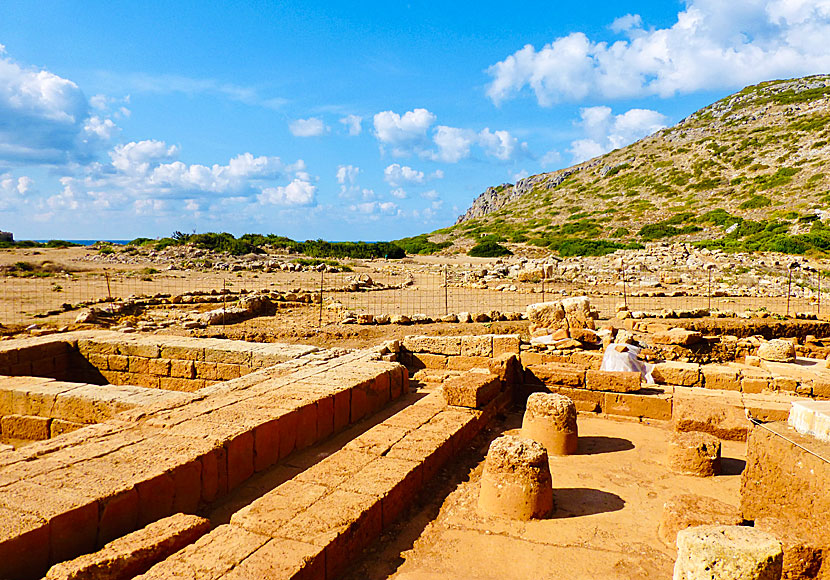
[343,413,745,580]
[1,246,822,334]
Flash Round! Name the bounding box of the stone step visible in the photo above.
[137,389,509,580]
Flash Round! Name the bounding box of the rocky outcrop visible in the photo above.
[455,166,584,224]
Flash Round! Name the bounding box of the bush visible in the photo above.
[468,240,512,257]
[393,234,452,255]
[739,195,772,210]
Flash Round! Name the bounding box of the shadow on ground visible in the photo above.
[720,457,746,476]
[578,435,635,455]
[553,487,626,518]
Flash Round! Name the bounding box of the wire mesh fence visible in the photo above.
[1,258,825,328]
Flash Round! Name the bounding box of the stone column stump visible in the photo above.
[674,525,783,580]
[521,392,578,455]
[477,435,553,520]
[668,431,721,476]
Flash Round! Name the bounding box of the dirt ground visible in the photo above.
[343,413,745,580]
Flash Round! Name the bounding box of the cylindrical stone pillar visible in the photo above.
[521,392,578,455]
[668,431,721,476]
[674,525,783,580]
[478,435,553,520]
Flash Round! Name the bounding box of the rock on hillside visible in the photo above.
[447,75,830,255]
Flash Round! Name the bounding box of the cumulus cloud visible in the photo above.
[339,114,362,136]
[383,163,425,186]
[259,178,316,206]
[486,0,830,106]
[336,164,360,185]
[54,140,314,214]
[430,126,476,163]
[478,128,520,161]
[289,117,328,137]
[609,13,643,33]
[0,47,123,164]
[348,200,399,220]
[568,106,667,162]
[373,108,436,155]
[540,150,562,168]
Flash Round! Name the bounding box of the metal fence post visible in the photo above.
[444,265,448,316]
[319,270,324,328]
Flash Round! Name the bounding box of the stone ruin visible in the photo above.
[0,296,828,579]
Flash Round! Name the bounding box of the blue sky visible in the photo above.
[2,0,830,241]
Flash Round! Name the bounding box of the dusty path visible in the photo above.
[344,413,745,580]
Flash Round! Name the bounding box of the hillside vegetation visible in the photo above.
[439,75,830,256]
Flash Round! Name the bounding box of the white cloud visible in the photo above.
[373,108,436,155]
[430,126,476,163]
[421,189,439,200]
[259,178,317,206]
[109,140,180,174]
[478,128,519,161]
[0,48,116,164]
[610,13,643,33]
[1,174,32,196]
[83,116,119,141]
[348,200,399,219]
[339,114,362,136]
[55,140,314,214]
[487,0,830,105]
[390,188,408,199]
[568,106,667,162]
[336,164,360,185]
[540,150,562,168]
[384,163,425,186]
[289,117,328,137]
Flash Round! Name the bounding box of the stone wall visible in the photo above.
[0,337,408,579]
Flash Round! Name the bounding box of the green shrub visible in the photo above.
[739,195,773,209]
[468,240,512,257]
[638,223,702,241]
[393,234,452,255]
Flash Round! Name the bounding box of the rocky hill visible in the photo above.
[440,75,830,256]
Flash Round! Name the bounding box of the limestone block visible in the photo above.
[50,419,85,438]
[702,365,741,391]
[741,422,830,525]
[658,494,742,548]
[652,328,703,346]
[561,296,595,330]
[147,358,171,377]
[673,391,749,441]
[668,431,721,477]
[754,517,829,580]
[585,369,641,393]
[525,363,585,387]
[674,525,782,580]
[526,301,567,332]
[521,392,578,455]
[442,371,500,409]
[788,400,830,443]
[478,435,553,520]
[652,361,701,387]
[402,335,462,355]
[758,339,797,363]
[493,334,521,356]
[603,391,672,421]
[45,514,210,580]
[1,414,51,440]
[461,335,494,357]
[0,505,50,580]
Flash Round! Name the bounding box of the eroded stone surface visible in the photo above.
[478,435,553,520]
[674,525,783,580]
